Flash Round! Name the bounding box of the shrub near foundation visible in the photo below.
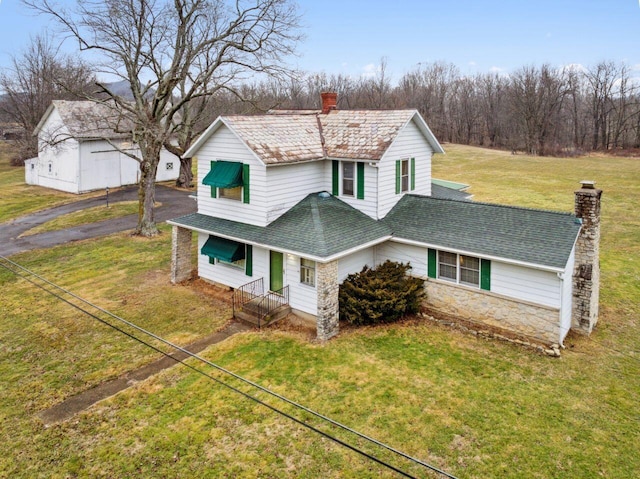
[339,261,425,325]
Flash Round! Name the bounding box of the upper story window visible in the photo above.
[395,158,416,194]
[401,159,409,192]
[202,160,250,204]
[342,162,355,196]
[332,160,364,199]
[219,186,242,201]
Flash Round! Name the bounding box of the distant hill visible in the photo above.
[96,80,154,101]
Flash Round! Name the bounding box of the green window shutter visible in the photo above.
[242,164,250,204]
[245,245,253,276]
[480,259,491,290]
[427,248,437,278]
[410,157,416,191]
[209,161,217,198]
[356,162,365,199]
[395,160,401,194]
[332,160,339,195]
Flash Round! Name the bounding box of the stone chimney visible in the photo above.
[572,180,602,334]
[321,92,337,114]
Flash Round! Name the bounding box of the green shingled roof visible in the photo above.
[169,193,392,260]
[431,182,472,201]
[383,195,581,269]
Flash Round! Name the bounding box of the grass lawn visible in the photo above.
[0,144,638,478]
[20,201,149,237]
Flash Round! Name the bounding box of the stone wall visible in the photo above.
[423,279,561,345]
[316,260,339,340]
[171,225,193,284]
[572,182,602,334]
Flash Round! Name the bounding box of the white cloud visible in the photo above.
[562,63,587,73]
[489,66,505,73]
[361,63,378,78]
[468,61,477,66]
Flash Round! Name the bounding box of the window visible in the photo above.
[219,186,242,200]
[401,159,409,192]
[438,251,457,281]
[48,163,52,173]
[332,160,365,199]
[300,258,316,287]
[459,255,480,286]
[342,161,355,196]
[166,162,173,170]
[396,158,416,194]
[203,161,250,204]
[434,250,485,289]
[215,256,246,270]
[201,235,248,272]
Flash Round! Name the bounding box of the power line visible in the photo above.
[0,255,458,479]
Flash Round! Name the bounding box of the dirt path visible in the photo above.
[39,321,251,425]
[0,185,196,257]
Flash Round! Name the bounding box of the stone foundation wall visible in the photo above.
[424,279,561,345]
[316,260,339,341]
[171,225,193,284]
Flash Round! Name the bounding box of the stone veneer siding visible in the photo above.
[316,260,339,340]
[572,185,602,334]
[424,279,561,345]
[171,225,193,284]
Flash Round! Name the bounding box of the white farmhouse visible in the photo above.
[27,100,179,193]
[169,93,601,348]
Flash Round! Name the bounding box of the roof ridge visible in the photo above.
[405,194,576,217]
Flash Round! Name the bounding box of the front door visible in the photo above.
[270,251,284,292]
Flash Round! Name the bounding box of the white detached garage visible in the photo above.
[29,100,179,194]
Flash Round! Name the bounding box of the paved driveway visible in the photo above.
[0,185,196,257]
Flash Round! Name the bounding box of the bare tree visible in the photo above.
[508,64,569,155]
[0,34,94,164]
[25,0,301,236]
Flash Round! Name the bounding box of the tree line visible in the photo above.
[207,59,640,157]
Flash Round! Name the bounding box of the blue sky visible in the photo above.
[1,0,639,81]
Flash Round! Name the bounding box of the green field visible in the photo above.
[0,143,638,478]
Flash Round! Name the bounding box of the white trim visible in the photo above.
[388,237,566,273]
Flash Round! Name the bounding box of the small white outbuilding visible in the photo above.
[28,100,179,193]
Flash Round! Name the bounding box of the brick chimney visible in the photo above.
[572,180,602,334]
[321,92,337,114]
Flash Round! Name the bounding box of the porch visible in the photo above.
[232,277,291,327]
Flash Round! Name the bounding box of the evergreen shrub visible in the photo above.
[338,260,425,325]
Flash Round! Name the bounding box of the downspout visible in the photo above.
[557,271,566,348]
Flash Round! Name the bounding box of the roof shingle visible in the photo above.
[170,193,392,259]
[383,195,581,269]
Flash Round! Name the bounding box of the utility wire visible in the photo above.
[0,255,458,479]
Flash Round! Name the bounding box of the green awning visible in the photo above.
[201,236,245,263]
[202,161,243,188]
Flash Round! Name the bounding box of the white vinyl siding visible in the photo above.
[374,241,428,278]
[491,261,561,308]
[378,119,433,218]
[328,160,378,219]
[378,240,561,309]
[337,247,375,282]
[196,125,268,227]
[36,108,81,193]
[265,162,326,223]
[286,253,317,315]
